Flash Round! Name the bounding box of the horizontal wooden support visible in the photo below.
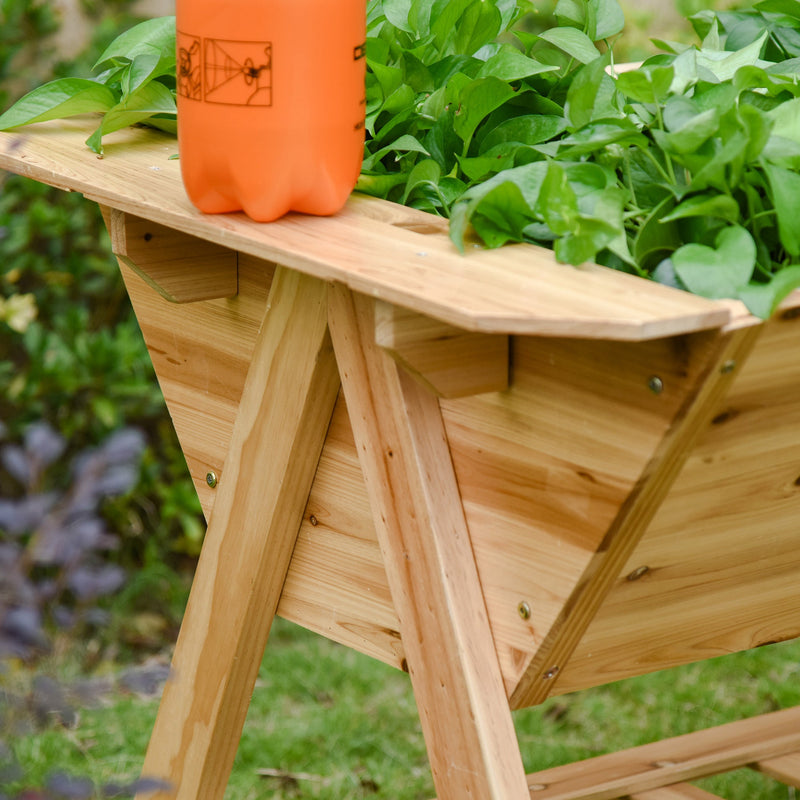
[523,705,800,800]
[629,784,722,799]
[753,750,800,787]
[374,301,509,398]
[102,206,238,303]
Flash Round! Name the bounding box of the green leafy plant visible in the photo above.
[0,16,176,154]
[4,1,800,315]
[362,0,800,316]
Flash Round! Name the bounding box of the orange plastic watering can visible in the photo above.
[176,0,366,221]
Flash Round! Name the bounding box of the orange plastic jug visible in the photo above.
[176,0,366,221]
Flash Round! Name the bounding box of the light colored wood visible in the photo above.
[510,320,763,708]
[139,268,340,800]
[114,250,273,516]
[629,785,722,799]
[556,307,800,694]
[523,706,800,800]
[753,750,800,787]
[327,286,530,800]
[375,300,509,397]
[103,207,237,302]
[0,118,734,340]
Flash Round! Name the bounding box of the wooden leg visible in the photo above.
[139,268,340,800]
[328,286,530,800]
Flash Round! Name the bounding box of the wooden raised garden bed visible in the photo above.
[2,118,800,800]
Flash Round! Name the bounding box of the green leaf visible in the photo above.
[764,163,800,256]
[94,16,176,72]
[537,27,602,64]
[565,55,615,129]
[361,133,430,171]
[633,197,682,271]
[672,225,757,299]
[383,0,414,33]
[694,31,770,82]
[454,0,502,57]
[660,193,741,223]
[616,65,674,105]
[402,158,442,203]
[591,0,625,39]
[449,161,549,249]
[0,79,117,130]
[85,81,176,154]
[737,266,800,318]
[452,77,517,150]
[481,115,567,151]
[476,46,558,81]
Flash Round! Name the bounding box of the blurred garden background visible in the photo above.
[2,1,800,798]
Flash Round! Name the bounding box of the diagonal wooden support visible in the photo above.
[139,268,340,800]
[327,285,530,800]
[511,317,764,708]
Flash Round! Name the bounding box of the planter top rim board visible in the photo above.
[0,116,747,340]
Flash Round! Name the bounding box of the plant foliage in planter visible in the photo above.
[3,0,800,316]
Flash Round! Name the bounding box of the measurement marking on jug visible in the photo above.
[203,38,273,106]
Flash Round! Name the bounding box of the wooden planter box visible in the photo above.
[2,118,800,800]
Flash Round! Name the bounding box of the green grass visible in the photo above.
[8,619,800,799]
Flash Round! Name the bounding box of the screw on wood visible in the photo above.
[206,471,218,488]
[720,359,737,374]
[627,565,650,581]
[543,666,560,680]
[648,375,664,394]
[518,601,531,620]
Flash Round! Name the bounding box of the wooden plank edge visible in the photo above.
[521,705,800,800]
[628,783,722,799]
[0,124,734,341]
[752,750,800,788]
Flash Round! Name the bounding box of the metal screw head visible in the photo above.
[518,601,531,620]
[543,666,560,680]
[627,565,650,582]
[206,471,218,488]
[648,376,664,394]
[720,359,737,374]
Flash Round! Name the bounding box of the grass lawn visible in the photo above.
[8,618,800,799]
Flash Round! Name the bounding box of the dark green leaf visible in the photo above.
[452,77,517,150]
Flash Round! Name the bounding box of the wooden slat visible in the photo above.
[510,319,762,708]
[0,119,733,340]
[104,208,238,303]
[753,750,800,787]
[374,301,509,397]
[328,286,530,800]
[524,706,800,800]
[629,784,722,799]
[115,250,272,516]
[556,307,800,694]
[140,269,340,800]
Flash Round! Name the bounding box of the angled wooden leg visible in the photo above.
[140,268,340,800]
[328,285,530,800]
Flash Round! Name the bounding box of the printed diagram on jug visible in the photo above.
[177,31,273,107]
